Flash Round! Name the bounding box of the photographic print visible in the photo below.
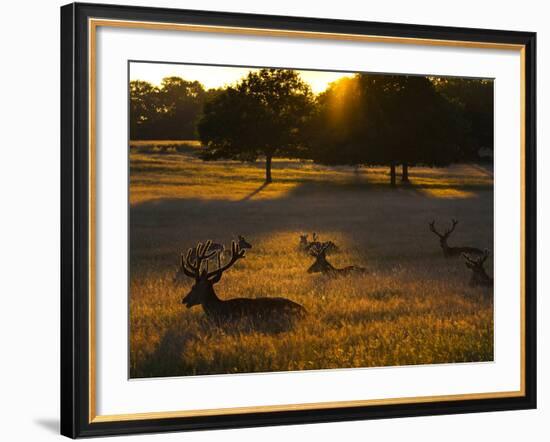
[129,62,494,379]
[61,5,535,436]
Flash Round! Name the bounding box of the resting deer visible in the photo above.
[462,250,493,288]
[307,243,365,277]
[180,240,306,330]
[428,219,484,258]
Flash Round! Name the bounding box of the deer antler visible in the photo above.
[308,245,320,257]
[184,240,217,278]
[206,241,245,279]
[309,242,329,258]
[428,220,443,238]
[445,219,458,236]
[462,249,490,267]
[461,252,477,266]
[430,219,458,239]
[179,254,196,278]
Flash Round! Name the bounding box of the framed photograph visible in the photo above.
[60,2,536,438]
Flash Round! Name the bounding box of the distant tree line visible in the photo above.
[130,76,220,140]
[130,69,493,185]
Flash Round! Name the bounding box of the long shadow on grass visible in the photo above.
[132,318,297,378]
[240,182,270,201]
[130,177,493,271]
[132,324,210,379]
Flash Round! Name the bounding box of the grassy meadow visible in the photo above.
[129,140,494,378]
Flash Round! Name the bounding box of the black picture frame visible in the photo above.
[61,2,537,438]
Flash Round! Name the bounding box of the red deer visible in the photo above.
[429,219,484,258]
[180,240,306,330]
[307,243,365,277]
[462,250,493,288]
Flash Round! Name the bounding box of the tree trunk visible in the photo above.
[390,162,396,187]
[265,155,272,184]
[402,162,409,182]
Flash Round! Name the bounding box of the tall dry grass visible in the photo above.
[129,141,494,378]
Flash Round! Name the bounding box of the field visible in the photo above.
[129,140,494,378]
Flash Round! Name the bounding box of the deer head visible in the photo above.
[307,243,332,273]
[180,240,246,308]
[429,219,458,248]
[299,234,309,246]
[462,249,493,287]
[237,235,252,249]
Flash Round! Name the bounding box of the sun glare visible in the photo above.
[130,62,353,95]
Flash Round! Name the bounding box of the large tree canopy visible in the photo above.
[155,77,206,139]
[308,74,464,185]
[197,68,315,183]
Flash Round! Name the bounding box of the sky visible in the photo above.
[130,62,354,94]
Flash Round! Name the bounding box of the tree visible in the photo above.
[433,78,494,161]
[156,77,206,139]
[197,69,315,183]
[129,80,160,140]
[376,75,462,183]
[308,74,461,185]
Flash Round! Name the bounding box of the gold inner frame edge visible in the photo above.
[88,17,527,424]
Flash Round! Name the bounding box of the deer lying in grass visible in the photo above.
[180,240,306,330]
[299,233,337,254]
[307,243,365,277]
[462,250,493,288]
[429,219,484,258]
